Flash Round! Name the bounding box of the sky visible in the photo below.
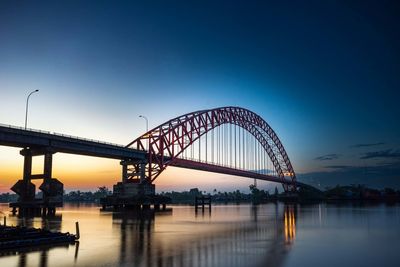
[0,0,399,193]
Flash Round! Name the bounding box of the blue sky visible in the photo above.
[0,1,399,191]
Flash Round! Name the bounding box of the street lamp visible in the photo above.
[139,115,149,150]
[25,89,39,129]
[138,115,148,132]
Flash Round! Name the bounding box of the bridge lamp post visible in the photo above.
[139,115,149,150]
[25,89,39,130]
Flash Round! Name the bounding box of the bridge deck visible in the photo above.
[0,124,145,160]
[0,124,303,187]
[170,158,294,185]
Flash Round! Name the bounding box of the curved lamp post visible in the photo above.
[139,115,149,150]
[25,89,39,129]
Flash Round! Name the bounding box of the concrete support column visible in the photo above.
[43,153,53,180]
[21,149,32,181]
[42,152,54,205]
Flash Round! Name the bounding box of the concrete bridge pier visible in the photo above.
[113,159,155,196]
[10,147,63,216]
[100,159,171,210]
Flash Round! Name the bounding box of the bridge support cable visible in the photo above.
[205,126,208,163]
[234,124,237,169]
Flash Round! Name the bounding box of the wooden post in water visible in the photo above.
[195,196,211,212]
[75,222,80,239]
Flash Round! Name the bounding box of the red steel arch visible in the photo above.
[126,107,297,191]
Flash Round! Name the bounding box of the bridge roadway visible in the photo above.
[170,158,294,185]
[0,124,302,187]
[0,124,145,160]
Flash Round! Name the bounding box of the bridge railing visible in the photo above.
[52,132,127,148]
[0,123,52,134]
[0,123,128,148]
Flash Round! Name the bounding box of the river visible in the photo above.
[1,202,399,267]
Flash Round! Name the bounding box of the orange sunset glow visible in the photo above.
[0,146,268,193]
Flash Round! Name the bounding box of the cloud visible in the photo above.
[350,142,385,148]
[324,165,352,170]
[360,149,400,159]
[298,161,400,189]
[314,154,340,161]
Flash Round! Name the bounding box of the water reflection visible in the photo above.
[10,243,74,267]
[13,214,63,232]
[2,203,399,267]
[112,204,296,267]
[112,210,155,266]
[0,203,298,267]
[0,213,78,267]
[284,205,296,245]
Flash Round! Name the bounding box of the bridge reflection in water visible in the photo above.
[0,204,297,267]
[112,204,297,267]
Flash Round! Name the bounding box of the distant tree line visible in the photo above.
[318,184,400,201]
[160,186,278,204]
[63,186,112,202]
[0,186,112,203]
[1,184,399,203]
[0,186,276,204]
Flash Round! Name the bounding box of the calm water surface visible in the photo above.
[1,202,399,267]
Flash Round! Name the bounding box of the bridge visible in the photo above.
[0,107,298,214]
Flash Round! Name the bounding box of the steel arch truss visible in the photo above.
[126,107,297,192]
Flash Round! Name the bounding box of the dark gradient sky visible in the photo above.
[1,1,399,190]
